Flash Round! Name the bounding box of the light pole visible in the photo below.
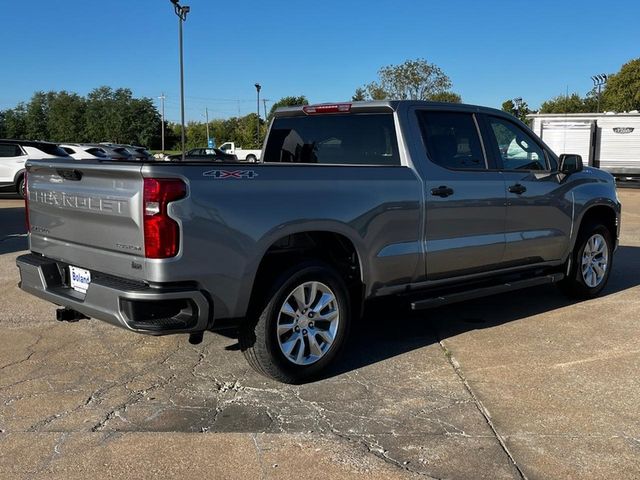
[513,97,523,120]
[263,98,269,124]
[158,93,166,154]
[170,0,190,161]
[591,74,608,113]
[254,83,261,146]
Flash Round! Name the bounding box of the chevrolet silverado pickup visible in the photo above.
[16,101,621,383]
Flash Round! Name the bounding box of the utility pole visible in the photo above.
[263,98,269,123]
[591,74,608,113]
[254,83,262,145]
[170,0,190,161]
[158,93,166,154]
[205,107,210,146]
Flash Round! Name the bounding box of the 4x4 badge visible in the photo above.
[203,169,259,179]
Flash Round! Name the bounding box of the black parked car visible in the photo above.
[84,144,132,161]
[166,148,238,162]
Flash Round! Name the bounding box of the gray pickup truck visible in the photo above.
[17,101,621,383]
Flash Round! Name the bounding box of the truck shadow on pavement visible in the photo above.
[0,207,28,255]
[319,244,640,380]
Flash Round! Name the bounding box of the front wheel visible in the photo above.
[560,223,613,298]
[239,262,351,383]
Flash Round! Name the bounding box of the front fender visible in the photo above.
[568,173,621,252]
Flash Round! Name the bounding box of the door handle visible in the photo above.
[508,183,527,195]
[430,185,454,198]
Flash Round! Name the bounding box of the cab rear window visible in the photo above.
[263,113,400,166]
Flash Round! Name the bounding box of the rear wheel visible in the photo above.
[239,261,351,383]
[246,154,257,163]
[560,223,613,298]
[17,176,25,198]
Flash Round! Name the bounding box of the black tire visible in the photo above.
[559,223,613,298]
[17,176,26,198]
[239,261,351,383]
[246,154,257,163]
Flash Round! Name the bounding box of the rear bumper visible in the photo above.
[16,253,211,335]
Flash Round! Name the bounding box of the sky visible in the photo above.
[1,0,638,122]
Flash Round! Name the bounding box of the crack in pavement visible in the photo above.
[0,334,43,371]
[251,433,269,480]
[291,387,436,478]
[437,339,527,480]
[90,374,177,432]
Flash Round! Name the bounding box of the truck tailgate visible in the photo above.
[27,160,146,278]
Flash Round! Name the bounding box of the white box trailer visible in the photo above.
[528,112,640,178]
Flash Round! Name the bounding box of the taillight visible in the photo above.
[303,103,351,115]
[143,178,187,258]
[24,172,30,233]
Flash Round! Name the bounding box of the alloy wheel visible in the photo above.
[276,281,340,366]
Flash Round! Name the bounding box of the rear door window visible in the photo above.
[87,148,107,158]
[34,143,69,157]
[416,111,487,170]
[263,113,400,166]
[0,144,23,157]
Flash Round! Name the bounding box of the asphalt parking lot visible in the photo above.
[0,190,639,480]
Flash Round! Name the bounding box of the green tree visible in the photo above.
[237,113,263,148]
[84,86,139,143]
[501,98,531,122]
[356,58,460,101]
[3,103,27,139]
[25,91,51,140]
[539,93,591,114]
[184,121,208,149]
[430,91,462,103]
[351,87,367,101]
[602,58,640,112]
[126,97,161,147]
[47,91,87,142]
[267,96,309,123]
[85,86,118,142]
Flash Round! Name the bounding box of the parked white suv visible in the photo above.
[0,140,70,197]
[60,144,110,161]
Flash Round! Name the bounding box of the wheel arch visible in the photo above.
[572,202,619,251]
[13,168,25,186]
[243,228,367,320]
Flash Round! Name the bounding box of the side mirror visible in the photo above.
[559,154,583,175]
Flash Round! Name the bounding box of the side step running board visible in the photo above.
[410,273,565,310]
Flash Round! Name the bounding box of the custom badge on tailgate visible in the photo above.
[203,169,259,179]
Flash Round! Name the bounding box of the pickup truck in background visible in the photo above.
[17,101,621,383]
[218,141,261,162]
